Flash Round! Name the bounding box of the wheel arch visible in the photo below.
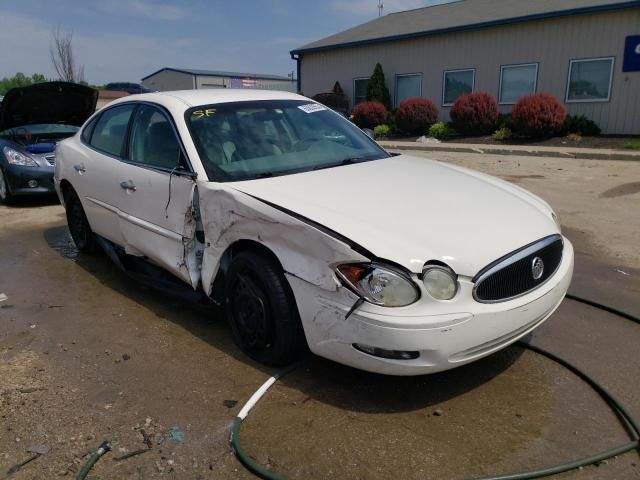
[58,178,74,204]
[210,239,285,301]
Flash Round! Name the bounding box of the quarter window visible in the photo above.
[566,57,614,102]
[499,63,538,104]
[395,74,422,106]
[353,78,369,105]
[90,104,135,157]
[442,69,475,106]
[128,105,182,169]
[81,116,99,144]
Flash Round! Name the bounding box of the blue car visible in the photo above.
[0,82,97,203]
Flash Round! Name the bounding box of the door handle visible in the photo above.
[73,164,86,174]
[120,180,137,192]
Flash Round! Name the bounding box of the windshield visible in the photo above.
[186,100,389,181]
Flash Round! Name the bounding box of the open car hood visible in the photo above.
[0,82,98,131]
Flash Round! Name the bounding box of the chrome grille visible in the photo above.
[473,235,563,303]
[45,155,55,166]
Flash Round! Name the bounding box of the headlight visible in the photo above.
[3,146,38,167]
[422,265,458,300]
[336,263,419,307]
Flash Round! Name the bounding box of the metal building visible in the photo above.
[141,68,296,93]
[291,0,640,134]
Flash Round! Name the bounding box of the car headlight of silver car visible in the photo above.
[422,265,458,300]
[336,263,420,307]
[3,146,38,167]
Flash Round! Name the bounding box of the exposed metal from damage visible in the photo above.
[197,184,370,296]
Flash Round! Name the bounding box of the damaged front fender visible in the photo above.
[197,183,370,296]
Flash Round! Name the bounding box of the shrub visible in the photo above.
[492,127,513,142]
[332,81,344,95]
[312,92,349,115]
[563,114,601,136]
[566,133,582,143]
[374,124,391,139]
[366,63,392,111]
[395,97,439,135]
[428,121,454,140]
[450,92,499,135]
[624,139,640,150]
[511,93,566,138]
[351,101,388,129]
[497,113,514,130]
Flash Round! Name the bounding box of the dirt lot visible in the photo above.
[1,152,639,479]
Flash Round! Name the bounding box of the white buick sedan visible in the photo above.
[55,90,573,375]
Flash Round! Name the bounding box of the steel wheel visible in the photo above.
[65,189,97,253]
[226,250,306,366]
[229,273,273,351]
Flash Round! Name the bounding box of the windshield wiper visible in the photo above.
[249,172,274,179]
[313,157,375,171]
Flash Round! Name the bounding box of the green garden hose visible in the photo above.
[76,441,112,480]
[230,294,640,480]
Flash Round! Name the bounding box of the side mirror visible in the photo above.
[362,128,375,140]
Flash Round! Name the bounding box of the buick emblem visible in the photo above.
[532,257,544,280]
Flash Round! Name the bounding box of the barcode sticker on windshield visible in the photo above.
[298,103,327,113]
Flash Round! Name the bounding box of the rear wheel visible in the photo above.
[225,250,306,366]
[64,189,98,254]
[0,168,13,204]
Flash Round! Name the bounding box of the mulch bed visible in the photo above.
[385,135,638,150]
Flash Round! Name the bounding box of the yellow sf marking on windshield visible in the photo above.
[192,109,216,118]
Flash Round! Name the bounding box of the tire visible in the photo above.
[64,189,98,254]
[0,168,13,204]
[225,250,306,366]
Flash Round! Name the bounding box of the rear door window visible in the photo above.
[90,104,135,157]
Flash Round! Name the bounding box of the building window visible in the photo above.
[566,57,614,103]
[395,74,422,106]
[442,69,475,106]
[353,78,369,105]
[499,63,538,104]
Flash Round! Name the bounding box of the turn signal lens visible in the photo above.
[423,266,458,300]
[336,263,419,307]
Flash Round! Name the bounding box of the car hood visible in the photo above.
[0,82,97,131]
[228,155,559,277]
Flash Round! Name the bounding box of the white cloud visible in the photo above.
[97,0,188,20]
[331,0,457,18]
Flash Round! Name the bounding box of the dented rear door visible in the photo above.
[112,105,201,288]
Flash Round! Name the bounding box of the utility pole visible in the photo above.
[378,0,384,17]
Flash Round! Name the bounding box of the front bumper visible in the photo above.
[288,239,574,376]
[3,164,56,196]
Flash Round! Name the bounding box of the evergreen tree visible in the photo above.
[366,63,391,110]
[332,81,344,95]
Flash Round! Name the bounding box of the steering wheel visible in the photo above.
[291,137,324,152]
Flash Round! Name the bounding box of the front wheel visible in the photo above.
[0,168,13,204]
[225,250,306,366]
[64,189,98,254]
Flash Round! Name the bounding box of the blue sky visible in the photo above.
[0,0,454,84]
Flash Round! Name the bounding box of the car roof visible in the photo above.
[107,89,307,110]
